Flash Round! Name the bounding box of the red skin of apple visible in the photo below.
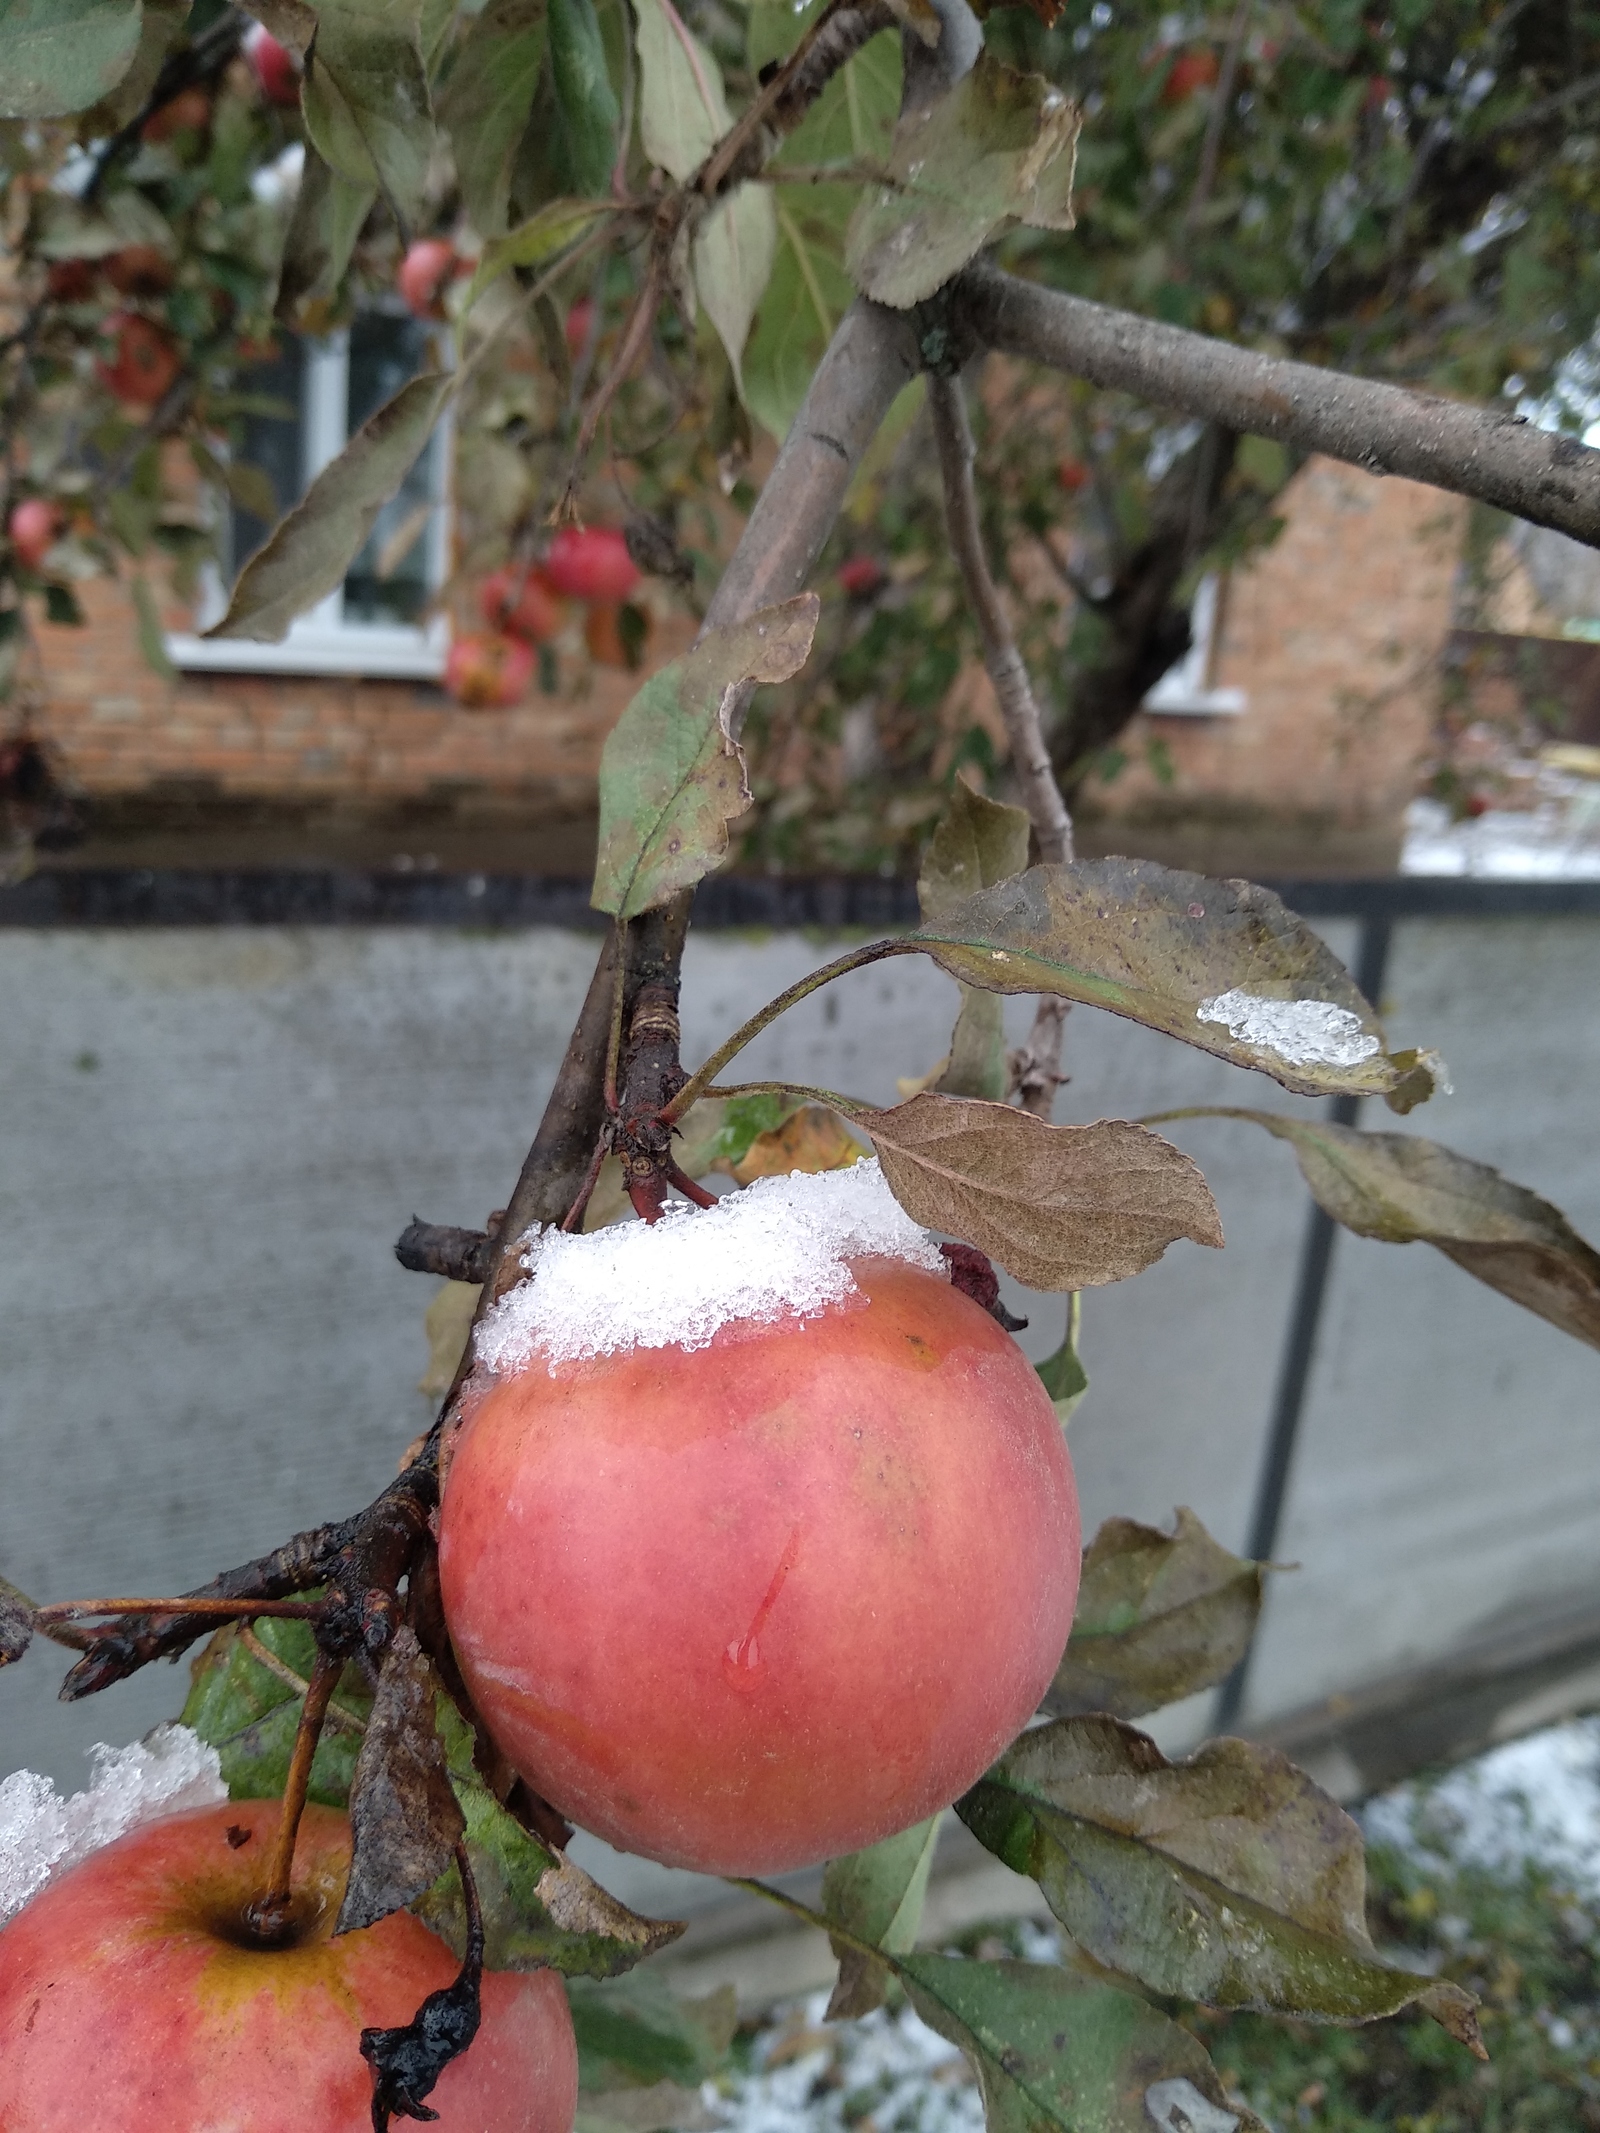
[439,1257,1081,1876]
[399,240,459,322]
[564,297,596,361]
[245,24,302,107]
[1161,48,1219,102]
[837,555,885,597]
[446,631,535,708]
[97,313,182,410]
[9,499,62,571]
[481,566,566,644]
[0,1800,578,2133]
[541,525,639,603]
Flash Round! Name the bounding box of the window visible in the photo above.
[1142,572,1245,716]
[166,313,450,678]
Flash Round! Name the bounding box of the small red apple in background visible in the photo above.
[96,313,182,410]
[244,22,302,107]
[445,632,534,708]
[564,296,596,361]
[9,500,62,572]
[480,566,565,644]
[541,525,639,604]
[439,1255,1080,1875]
[1161,47,1220,101]
[398,240,459,322]
[45,258,96,303]
[140,84,211,142]
[1056,457,1091,494]
[837,554,884,597]
[0,1799,578,2132]
[105,244,176,297]
[1364,75,1394,113]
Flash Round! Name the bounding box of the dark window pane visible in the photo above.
[227,338,305,577]
[344,313,437,625]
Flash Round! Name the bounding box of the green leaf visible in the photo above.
[1169,1111,1600,1353]
[591,594,819,918]
[857,1094,1223,1290]
[632,0,726,181]
[0,0,142,119]
[742,196,856,442]
[566,1971,738,2091]
[130,575,174,682]
[1035,1293,1087,1426]
[548,0,620,197]
[440,0,549,240]
[206,371,453,642]
[78,0,184,132]
[910,860,1443,1106]
[673,1090,807,1175]
[846,54,1079,309]
[957,1717,1485,2049]
[1047,1508,1261,1721]
[274,146,375,324]
[301,0,434,227]
[822,1814,941,2019]
[896,1955,1267,2133]
[919,778,1030,1102]
[414,1695,686,1976]
[465,196,612,312]
[179,1618,372,1807]
[694,183,777,392]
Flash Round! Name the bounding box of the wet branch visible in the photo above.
[927,369,1072,1119]
[956,261,1600,551]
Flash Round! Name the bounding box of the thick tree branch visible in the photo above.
[957,263,1600,550]
[927,368,1072,1119]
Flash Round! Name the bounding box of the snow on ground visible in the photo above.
[1402,789,1600,878]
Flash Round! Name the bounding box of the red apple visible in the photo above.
[1056,458,1091,494]
[141,84,212,142]
[438,1256,1081,1875]
[564,297,596,362]
[541,526,639,604]
[480,566,566,645]
[105,244,176,297]
[445,632,535,708]
[9,499,61,572]
[1161,47,1220,102]
[837,555,885,597]
[245,23,302,107]
[0,1799,579,2132]
[398,240,459,322]
[96,314,182,410]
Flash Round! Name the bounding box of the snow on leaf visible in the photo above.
[1197,990,1381,1068]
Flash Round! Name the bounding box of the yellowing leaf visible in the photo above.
[591,596,819,919]
[726,1104,865,1184]
[466,197,613,311]
[847,54,1078,308]
[859,1093,1223,1291]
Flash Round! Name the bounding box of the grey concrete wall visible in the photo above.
[3,918,1597,1887]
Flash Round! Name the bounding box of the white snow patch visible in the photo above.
[0,1723,226,1925]
[714,1989,981,2133]
[477,1159,944,1372]
[1197,989,1381,1068]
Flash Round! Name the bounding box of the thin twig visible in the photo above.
[927,370,1072,1119]
[37,1595,328,1623]
[1185,0,1254,229]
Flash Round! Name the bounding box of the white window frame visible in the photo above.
[1142,572,1245,716]
[166,327,452,680]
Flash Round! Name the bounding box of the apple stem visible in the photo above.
[247,1652,341,1939]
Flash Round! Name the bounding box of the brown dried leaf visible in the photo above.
[959,1717,1484,2049]
[1192,1111,1600,1352]
[1046,1509,1263,1720]
[858,1093,1222,1290]
[913,861,1440,1106]
[0,1572,34,1667]
[533,1855,687,1965]
[727,1105,866,1184]
[337,1628,464,1935]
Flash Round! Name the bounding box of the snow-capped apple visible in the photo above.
[0,1798,579,2133]
[480,566,565,645]
[540,525,639,603]
[445,632,534,708]
[245,23,302,107]
[439,1163,1081,1876]
[96,314,181,410]
[9,500,61,572]
[398,240,458,321]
